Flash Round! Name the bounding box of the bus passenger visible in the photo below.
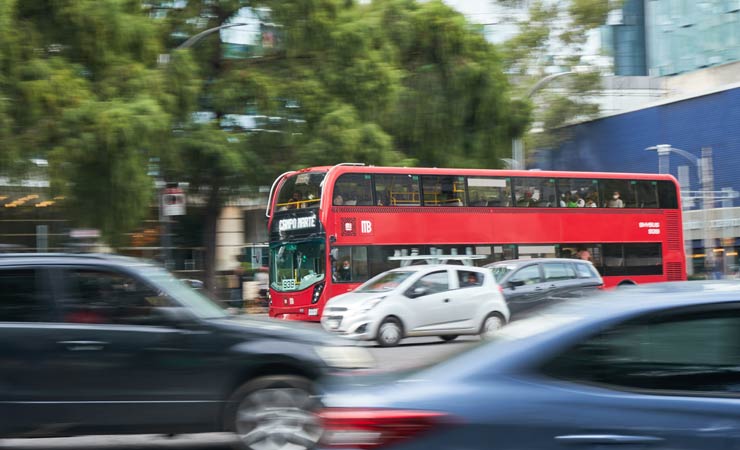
[289,191,303,208]
[607,191,624,208]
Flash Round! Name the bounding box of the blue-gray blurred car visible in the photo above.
[319,281,740,450]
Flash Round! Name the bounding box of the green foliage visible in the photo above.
[494,0,623,154]
[49,98,170,247]
[2,0,529,252]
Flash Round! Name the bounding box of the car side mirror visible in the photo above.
[508,280,525,289]
[407,286,428,298]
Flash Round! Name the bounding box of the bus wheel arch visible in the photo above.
[377,316,404,347]
[617,280,637,288]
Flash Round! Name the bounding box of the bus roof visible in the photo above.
[291,164,678,182]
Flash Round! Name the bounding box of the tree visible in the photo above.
[493,0,622,152]
[2,0,170,246]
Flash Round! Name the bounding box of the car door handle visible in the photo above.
[443,298,450,303]
[57,340,108,351]
[555,434,665,445]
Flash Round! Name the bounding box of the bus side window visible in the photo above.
[334,173,373,206]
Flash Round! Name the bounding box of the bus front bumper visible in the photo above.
[269,304,322,321]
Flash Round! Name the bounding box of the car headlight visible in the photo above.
[359,297,384,313]
[315,345,375,369]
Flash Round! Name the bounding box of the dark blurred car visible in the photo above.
[485,258,603,316]
[319,281,740,450]
[0,253,373,450]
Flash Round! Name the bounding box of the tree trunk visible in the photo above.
[203,187,222,297]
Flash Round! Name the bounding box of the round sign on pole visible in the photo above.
[162,188,186,216]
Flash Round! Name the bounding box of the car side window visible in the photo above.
[542,262,577,281]
[542,308,740,395]
[510,265,541,285]
[60,269,176,326]
[575,263,598,279]
[0,268,49,322]
[409,271,449,296]
[458,270,483,288]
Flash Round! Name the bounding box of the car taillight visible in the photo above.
[319,408,452,449]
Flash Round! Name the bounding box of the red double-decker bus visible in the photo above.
[266,164,685,321]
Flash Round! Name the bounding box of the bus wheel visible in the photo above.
[617,281,636,288]
[480,313,505,340]
[377,318,403,347]
[227,375,322,450]
[439,335,458,342]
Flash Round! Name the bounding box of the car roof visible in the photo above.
[388,264,489,273]
[421,280,740,379]
[485,258,593,267]
[0,253,155,269]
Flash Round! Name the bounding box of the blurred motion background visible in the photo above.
[2,0,740,300]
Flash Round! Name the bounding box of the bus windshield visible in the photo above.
[270,240,326,292]
[275,171,326,210]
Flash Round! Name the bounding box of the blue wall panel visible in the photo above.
[534,87,740,208]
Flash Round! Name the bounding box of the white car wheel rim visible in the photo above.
[235,387,322,450]
[380,323,400,344]
[483,316,503,338]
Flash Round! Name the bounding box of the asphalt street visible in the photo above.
[1,327,480,449]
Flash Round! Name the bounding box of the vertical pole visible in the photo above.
[512,138,524,170]
[36,225,48,252]
[701,147,715,276]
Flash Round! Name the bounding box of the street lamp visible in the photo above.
[646,144,711,277]
[157,23,249,64]
[510,71,574,169]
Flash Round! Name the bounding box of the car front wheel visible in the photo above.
[439,335,458,342]
[377,317,403,347]
[226,375,322,450]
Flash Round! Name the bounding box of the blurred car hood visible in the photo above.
[326,291,392,309]
[210,315,341,345]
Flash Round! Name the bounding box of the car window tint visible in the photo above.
[543,308,740,395]
[412,271,449,295]
[0,269,48,322]
[510,265,540,285]
[61,269,176,326]
[458,270,483,288]
[543,262,577,281]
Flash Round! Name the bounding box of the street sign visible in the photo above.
[162,187,186,216]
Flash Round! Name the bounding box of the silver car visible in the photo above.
[320,264,510,347]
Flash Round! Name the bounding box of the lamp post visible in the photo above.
[646,144,710,277]
[157,23,249,64]
[510,71,574,169]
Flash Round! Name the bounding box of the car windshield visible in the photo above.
[355,271,414,293]
[142,267,228,319]
[270,239,326,291]
[488,264,515,283]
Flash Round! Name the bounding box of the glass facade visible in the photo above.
[645,0,740,76]
[606,0,740,76]
[609,0,648,76]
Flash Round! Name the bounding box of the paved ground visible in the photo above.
[1,320,479,449]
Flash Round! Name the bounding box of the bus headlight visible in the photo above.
[315,345,375,369]
[312,282,325,304]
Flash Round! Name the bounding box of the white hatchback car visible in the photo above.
[320,265,510,347]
